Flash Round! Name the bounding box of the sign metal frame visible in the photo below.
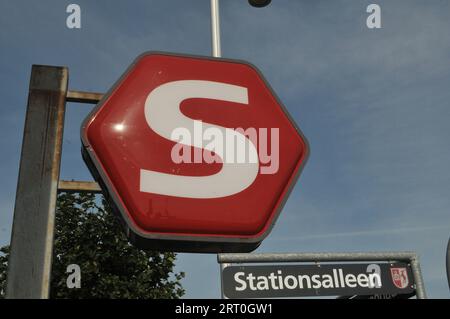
[217,251,427,299]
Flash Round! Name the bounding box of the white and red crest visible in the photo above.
[390,267,409,289]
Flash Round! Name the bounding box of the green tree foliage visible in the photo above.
[0,246,8,297]
[0,192,184,299]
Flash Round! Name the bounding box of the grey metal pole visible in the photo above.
[446,237,450,291]
[6,65,68,299]
[410,254,427,299]
[210,0,222,57]
[210,0,223,299]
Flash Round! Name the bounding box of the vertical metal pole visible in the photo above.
[6,65,68,299]
[210,0,222,57]
[446,236,450,290]
[211,0,223,298]
[410,255,427,299]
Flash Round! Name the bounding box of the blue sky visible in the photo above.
[1,0,449,298]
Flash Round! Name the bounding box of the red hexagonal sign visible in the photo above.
[81,52,308,253]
